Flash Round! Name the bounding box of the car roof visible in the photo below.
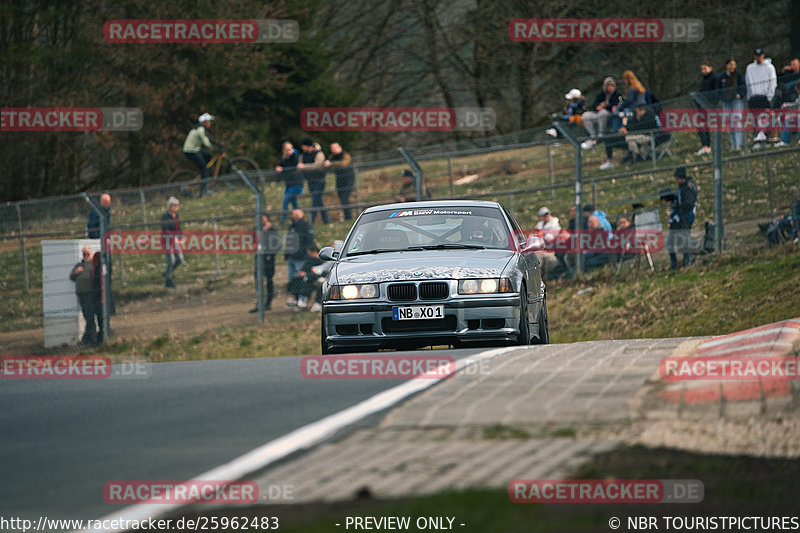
[362,200,505,214]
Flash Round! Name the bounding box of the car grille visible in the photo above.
[382,315,457,333]
[419,282,448,300]
[387,283,417,301]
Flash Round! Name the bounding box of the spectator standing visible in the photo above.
[718,57,747,151]
[665,167,699,270]
[284,208,314,306]
[69,246,97,344]
[325,142,356,221]
[250,214,281,313]
[161,196,184,288]
[182,113,216,196]
[694,60,718,155]
[745,48,777,148]
[297,138,330,225]
[275,141,301,224]
[86,193,111,238]
[85,192,115,315]
[582,77,623,150]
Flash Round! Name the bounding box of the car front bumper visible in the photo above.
[322,294,522,351]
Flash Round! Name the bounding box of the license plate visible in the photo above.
[392,305,444,320]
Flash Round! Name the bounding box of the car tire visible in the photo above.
[516,290,531,345]
[533,297,550,345]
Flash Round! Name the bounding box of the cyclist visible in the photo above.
[182,113,216,196]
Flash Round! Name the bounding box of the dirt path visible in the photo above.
[2,274,297,354]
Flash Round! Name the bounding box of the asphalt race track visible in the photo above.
[0,349,488,523]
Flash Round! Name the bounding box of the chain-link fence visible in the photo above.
[3,83,799,352]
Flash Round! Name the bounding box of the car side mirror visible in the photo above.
[522,236,545,253]
[319,246,338,261]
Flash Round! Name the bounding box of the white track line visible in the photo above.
[80,346,522,533]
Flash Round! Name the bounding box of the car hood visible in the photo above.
[332,249,514,284]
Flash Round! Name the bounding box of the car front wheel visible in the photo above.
[533,297,549,345]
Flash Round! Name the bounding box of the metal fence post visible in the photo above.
[139,188,148,228]
[547,143,555,201]
[650,133,658,185]
[398,147,424,200]
[20,235,29,292]
[554,122,583,275]
[592,180,597,208]
[118,236,125,287]
[232,157,265,322]
[16,204,29,292]
[713,131,724,253]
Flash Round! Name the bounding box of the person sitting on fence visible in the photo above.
[617,70,648,115]
[182,113,216,196]
[546,89,586,138]
[582,77,623,150]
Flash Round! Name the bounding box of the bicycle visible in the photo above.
[168,147,260,196]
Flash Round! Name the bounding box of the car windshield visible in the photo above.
[342,206,511,257]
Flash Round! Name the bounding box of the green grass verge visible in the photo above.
[549,242,800,344]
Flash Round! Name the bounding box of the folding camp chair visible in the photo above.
[616,208,662,275]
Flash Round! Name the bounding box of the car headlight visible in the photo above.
[458,278,512,294]
[329,284,379,300]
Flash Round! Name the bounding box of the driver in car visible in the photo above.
[460,217,493,245]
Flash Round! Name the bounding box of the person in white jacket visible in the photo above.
[745,48,777,147]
